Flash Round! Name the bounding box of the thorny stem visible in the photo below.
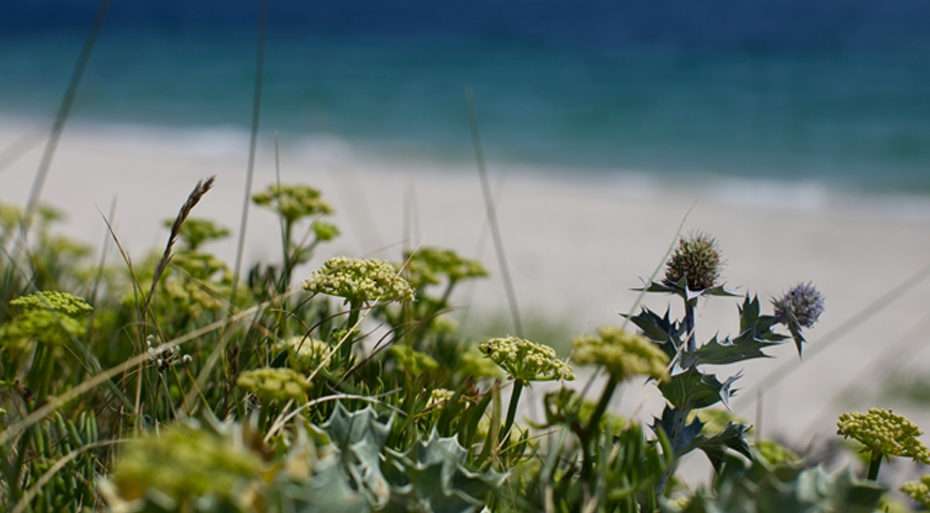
[684,298,697,353]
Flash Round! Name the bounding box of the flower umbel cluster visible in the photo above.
[901,475,930,509]
[236,367,310,403]
[773,282,825,329]
[1,291,93,346]
[252,183,334,224]
[837,408,930,463]
[572,325,670,383]
[401,247,488,289]
[10,291,93,316]
[479,336,575,384]
[662,232,722,292]
[305,256,415,305]
[427,388,454,409]
[107,424,262,503]
[278,335,330,372]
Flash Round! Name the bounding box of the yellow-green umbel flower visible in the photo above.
[305,256,415,306]
[236,367,310,403]
[479,336,574,385]
[571,325,669,383]
[401,247,488,290]
[108,424,262,504]
[389,344,439,375]
[252,183,334,225]
[1,291,93,346]
[427,388,455,409]
[278,335,330,373]
[837,408,930,480]
[480,337,574,442]
[901,475,930,509]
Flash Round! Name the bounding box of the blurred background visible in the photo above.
[4,1,930,464]
[2,0,930,194]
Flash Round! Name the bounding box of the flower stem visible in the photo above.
[582,376,619,480]
[501,380,524,447]
[867,450,883,481]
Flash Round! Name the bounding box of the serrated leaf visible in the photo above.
[659,368,738,411]
[316,403,393,508]
[634,277,739,302]
[623,307,683,358]
[687,422,753,472]
[652,406,705,455]
[385,430,507,513]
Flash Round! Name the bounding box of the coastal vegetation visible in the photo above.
[0,178,927,512]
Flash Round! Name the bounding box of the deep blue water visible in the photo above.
[2,1,930,193]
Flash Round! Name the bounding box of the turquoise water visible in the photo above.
[2,1,930,194]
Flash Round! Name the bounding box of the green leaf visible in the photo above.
[687,422,753,472]
[659,368,740,411]
[623,307,683,359]
[316,403,394,508]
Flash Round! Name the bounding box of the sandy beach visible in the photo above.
[3,115,930,461]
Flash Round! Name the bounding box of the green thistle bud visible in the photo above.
[252,183,335,224]
[662,232,722,292]
[571,325,669,383]
[305,256,415,305]
[236,367,310,403]
[837,408,930,464]
[479,336,575,385]
[901,475,930,509]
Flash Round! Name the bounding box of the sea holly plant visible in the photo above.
[626,232,825,492]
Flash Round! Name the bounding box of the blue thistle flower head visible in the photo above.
[773,282,824,329]
[773,282,824,358]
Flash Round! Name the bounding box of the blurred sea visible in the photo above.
[2,0,930,195]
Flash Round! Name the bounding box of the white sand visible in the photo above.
[4,115,930,458]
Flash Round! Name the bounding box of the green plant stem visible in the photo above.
[582,376,619,479]
[867,451,882,481]
[684,298,697,353]
[501,379,523,445]
[339,303,361,364]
